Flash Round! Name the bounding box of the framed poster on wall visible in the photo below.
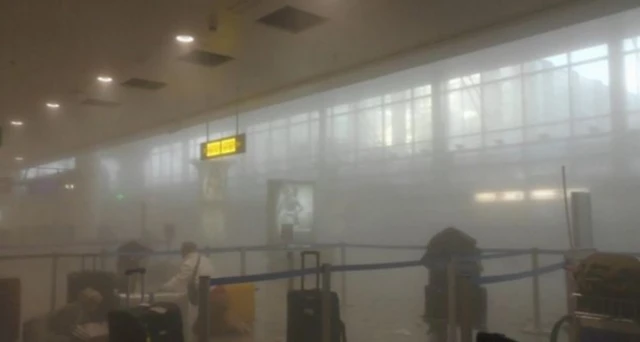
[267,180,315,244]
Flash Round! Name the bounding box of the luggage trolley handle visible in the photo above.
[300,251,320,290]
[124,267,147,307]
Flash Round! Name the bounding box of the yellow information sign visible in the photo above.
[200,134,246,160]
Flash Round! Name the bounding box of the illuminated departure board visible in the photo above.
[200,134,246,160]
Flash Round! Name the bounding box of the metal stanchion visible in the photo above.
[240,248,247,276]
[100,249,107,271]
[523,248,548,335]
[50,254,59,312]
[198,276,211,342]
[459,276,473,342]
[532,248,542,331]
[287,251,294,291]
[447,258,457,342]
[321,263,332,342]
[340,244,347,308]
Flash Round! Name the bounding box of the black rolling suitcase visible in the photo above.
[107,268,184,342]
[286,251,346,342]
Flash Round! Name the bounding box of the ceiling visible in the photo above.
[1,0,638,170]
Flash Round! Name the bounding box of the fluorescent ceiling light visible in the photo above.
[46,102,60,109]
[501,191,525,202]
[97,76,113,83]
[10,120,23,126]
[15,156,24,162]
[175,35,194,43]
[531,189,558,201]
[475,192,497,203]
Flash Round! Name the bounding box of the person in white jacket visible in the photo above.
[161,241,215,293]
[160,242,215,339]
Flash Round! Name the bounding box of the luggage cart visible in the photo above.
[563,250,640,342]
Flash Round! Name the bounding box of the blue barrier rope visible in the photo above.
[341,243,426,250]
[332,260,423,272]
[479,250,532,260]
[476,261,566,285]
[106,244,551,258]
[107,248,534,259]
[210,268,318,286]
[208,258,566,287]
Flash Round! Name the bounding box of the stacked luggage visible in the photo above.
[108,268,184,342]
[574,252,640,320]
[67,271,118,318]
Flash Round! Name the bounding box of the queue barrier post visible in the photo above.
[100,249,107,271]
[459,275,473,342]
[240,248,247,276]
[92,254,97,271]
[50,254,59,312]
[447,258,457,342]
[321,263,333,342]
[522,247,549,335]
[340,244,347,308]
[287,250,294,291]
[532,248,542,332]
[198,276,211,342]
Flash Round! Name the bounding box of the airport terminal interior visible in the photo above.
[3,1,640,342]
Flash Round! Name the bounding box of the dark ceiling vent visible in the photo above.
[258,6,326,33]
[226,0,260,14]
[81,98,121,108]
[180,49,233,68]
[121,78,167,90]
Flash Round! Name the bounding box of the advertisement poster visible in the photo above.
[267,180,315,244]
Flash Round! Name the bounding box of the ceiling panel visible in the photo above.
[0,0,637,171]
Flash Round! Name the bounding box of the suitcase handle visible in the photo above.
[124,267,146,307]
[124,268,146,276]
[300,251,320,290]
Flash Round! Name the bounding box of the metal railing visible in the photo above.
[0,242,582,339]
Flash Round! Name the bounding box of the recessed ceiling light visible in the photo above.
[46,102,60,109]
[97,75,113,83]
[15,157,24,162]
[176,35,195,43]
[10,120,24,127]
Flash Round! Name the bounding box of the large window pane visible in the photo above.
[625,53,640,111]
[413,97,432,143]
[330,114,352,144]
[571,60,610,118]
[570,44,608,64]
[384,102,411,146]
[483,65,520,82]
[483,79,523,131]
[523,53,568,73]
[271,128,287,161]
[290,123,309,157]
[358,108,383,148]
[448,87,481,137]
[251,130,269,165]
[483,79,523,146]
[524,69,570,125]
